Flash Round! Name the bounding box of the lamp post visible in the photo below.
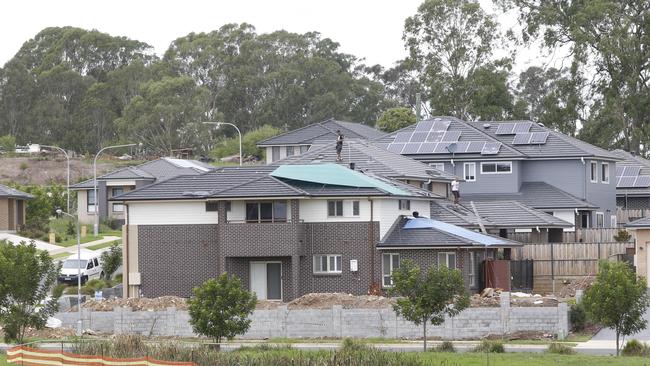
[202,122,242,166]
[56,208,82,336]
[41,145,70,213]
[93,143,138,236]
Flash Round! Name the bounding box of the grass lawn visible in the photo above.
[417,353,649,365]
[57,234,104,247]
[51,252,72,260]
[87,239,121,251]
[0,353,5,366]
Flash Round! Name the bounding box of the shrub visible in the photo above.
[473,340,505,353]
[100,242,122,280]
[0,135,16,152]
[19,162,28,170]
[341,338,369,353]
[433,341,455,353]
[614,230,631,243]
[569,302,586,332]
[622,339,650,357]
[546,342,576,355]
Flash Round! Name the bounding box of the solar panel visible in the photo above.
[623,166,642,177]
[410,132,429,143]
[432,120,451,131]
[530,132,549,144]
[415,120,435,132]
[512,133,531,145]
[514,122,533,133]
[616,166,625,177]
[496,123,516,135]
[442,131,461,142]
[618,176,636,187]
[467,141,485,153]
[401,142,421,154]
[635,176,650,187]
[426,131,445,142]
[387,143,405,153]
[454,141,471,153]
[418,142,437,153]
[393,132,412,143]
[481,142,501,155]
[434,143,451,153]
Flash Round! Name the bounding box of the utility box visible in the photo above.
[349,259,358,272]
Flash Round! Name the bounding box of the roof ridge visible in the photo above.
[257,119,332,145]
[462,119,527,157]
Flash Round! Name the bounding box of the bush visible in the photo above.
[433,341,455,353]
[622,339,650,356]
[546,342,576,355]
[614,230,632,243]
[114,273,123,283]
[570,302,587,332]
[341,338,369,353]
[473,340,505,353]
[0,135,16,152]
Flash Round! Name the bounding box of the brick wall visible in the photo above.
[0,198,9,230]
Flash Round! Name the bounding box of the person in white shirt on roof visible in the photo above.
[451,178,460,204]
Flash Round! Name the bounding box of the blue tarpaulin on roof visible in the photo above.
[403,217,509,246]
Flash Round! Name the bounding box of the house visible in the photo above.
[611,149,650,211]
[375,117,621,229]
[0,184,32,232]
[112,163,521,301]
[70,158,213,225]
[625,217,650,288]
[257,118,386,164]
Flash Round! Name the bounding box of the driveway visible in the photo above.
[591,308,650,341]
[0,232,62,251]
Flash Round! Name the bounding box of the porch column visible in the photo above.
[291,254,300,300]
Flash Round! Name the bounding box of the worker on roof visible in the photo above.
[335,130,344,161]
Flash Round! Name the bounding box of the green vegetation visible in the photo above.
[100,242,122,280]
[63,278,117,295]
[87,240,120,251]
[211,125,282,161]
[621,339,650,357]
[389,259,469,351]
[472,340,505,353]
[546,343,576,355]
[582,261,650,355]
[57,234,103,247]
[376,107,417,132]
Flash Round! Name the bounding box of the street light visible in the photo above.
[93,143,138,236]
[56,208,82,336]
[202,122,242,166]
[41,145,70,213]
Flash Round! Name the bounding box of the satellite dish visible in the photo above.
[446,143,458,153]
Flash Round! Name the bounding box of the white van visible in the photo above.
[58,252,103,285]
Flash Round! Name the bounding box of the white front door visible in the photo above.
[250,261,282,300]
[250,262,267,300]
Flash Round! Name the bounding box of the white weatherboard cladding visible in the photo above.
[376,198,431,239]
[128,201,218,225]
[299,199,371,222]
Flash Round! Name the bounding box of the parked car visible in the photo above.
[58,252,103,285]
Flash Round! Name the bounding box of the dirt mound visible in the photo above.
[78,296,188,312]
[287,293,395,309]
[558,276,595,298]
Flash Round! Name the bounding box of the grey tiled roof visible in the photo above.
[70,158,214,189]
[378,216,520,248]
[626,216,650,228]
[112,165,436,201]
[273,139,458,182]
[612,150,650,196]
[0,184,33,199]
[462,182,597,210]
[257,118,385,146]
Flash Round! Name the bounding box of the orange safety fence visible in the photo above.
[6,345,197,366]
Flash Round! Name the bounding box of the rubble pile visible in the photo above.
[471,288,561,307]
[77,296,188,312]
[558,276,595,297]
[287,293,395,309]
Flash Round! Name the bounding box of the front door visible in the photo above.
[250,262,282,300]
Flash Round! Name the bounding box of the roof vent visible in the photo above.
[483,123,491,129]
[537,122,545,127]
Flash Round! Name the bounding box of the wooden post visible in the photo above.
[550,242,555,294]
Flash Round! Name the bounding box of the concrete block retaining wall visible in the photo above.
[55,293,569,340]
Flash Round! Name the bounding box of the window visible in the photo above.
[398,199,411,210]
[112,203,124,212]
[87,189,97,213]
[205,201,219,212]
[596,212,604,228]
[225,201,231,212]
[438,252,457,269]
[313,254,342,274]
[94,258,99,267]
[463,162,476,181]
[112,187,123,196]
[245,201,287,223]
[590,162,597,182]
[429,163,445,171]
[271,146,280,162]
[286,146,295,156]
[611,215,617,228]
[87,260,94,269]
[480,162,512,174]
[601,162,609,183]
[352,201,360,216]
[111,187,124,212]
[468,252,476,287]
[382,253,400,287]
[300,145,310,154]
[328,200,343,216]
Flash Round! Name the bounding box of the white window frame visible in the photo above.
[286,146,295,157]
[382,253,400,287]
[601,162,609,184]
[590,162,597,182]
[313,254,342,274]
[610,215,617,228]
[352,200,360,216]
[87,189,97,213]
[438,252,457,269]
[463,162,476,182]
[398,199,411,211]
[480,162,512,174]
[596,212,604,228]
[271,146,280,162]
[328,200,343,217]
[429,163,445,171]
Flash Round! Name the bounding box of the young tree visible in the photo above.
[389,259,470,351]
[582,261,650,356]
[187,273,257,347]
[0,240,62,343]
[376,107,417,132]
[100,242,122,280]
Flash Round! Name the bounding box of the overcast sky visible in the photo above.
[2,0,550,71]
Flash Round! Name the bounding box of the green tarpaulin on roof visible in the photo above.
[270,163,408,196]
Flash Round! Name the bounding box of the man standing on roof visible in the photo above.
[336,130,344,161]
[451,178,460,204]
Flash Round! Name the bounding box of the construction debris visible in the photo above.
[76,296,189,312]
[286,293,395,309]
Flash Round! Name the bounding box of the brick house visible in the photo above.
[112,163,521,301]
[0,184,32,232]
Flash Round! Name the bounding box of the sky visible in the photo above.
[1,0,552,71]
